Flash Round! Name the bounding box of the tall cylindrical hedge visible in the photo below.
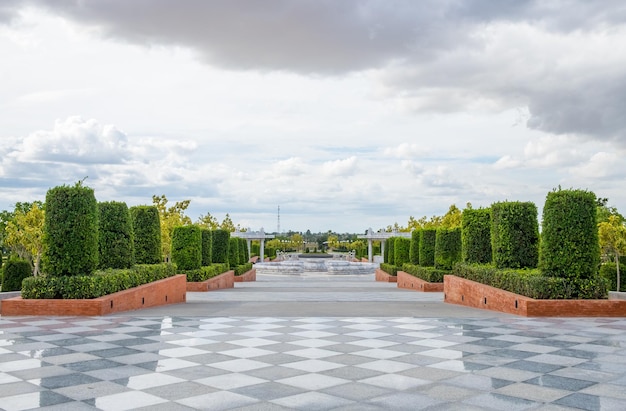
[540,189,599,279]
[435,227,461,270]
[409,230,420,264]
[461,208,492,264]
[2,258,31,291]
[386,237,396,265]
[229,237,239,268]
[211,230,230,264]
[130,205,162,264]
[98,201,134,269]
[394,237,411,267]
[43,183,99,277]
[238,238,248,264]
[491,201,539,269]
[172,225,202,271]
[419,229,437,267]
[383,238,390,263]
[201,229,212,267]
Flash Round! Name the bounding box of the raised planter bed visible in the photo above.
[234,268,256,283]
[1,274,186,316]
[187,270,234,291]
[375,268,397,283]
[444,275,626,317]
[397,271,443,292]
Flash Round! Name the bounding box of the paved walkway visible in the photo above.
[1,274,626,410]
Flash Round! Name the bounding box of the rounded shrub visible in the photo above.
[98,201,134,269]
[435,227,461,270]
[43,182,99,277]
[409,230,420,264]
[394,237,411,267]
[172,225,202,271]
[491,201,539,269]
[211,230,230,264]
[130,206,162,264]
[540,189,599,280]
[461,207,492,264]
[201,229,212,267]
[2,258,31,291]
[419,229,437,267]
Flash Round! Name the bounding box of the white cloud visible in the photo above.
[322,156,358,177]
[384,143,428,159]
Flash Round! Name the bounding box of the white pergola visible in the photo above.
[357,228,412,263]
[231,228,275,261]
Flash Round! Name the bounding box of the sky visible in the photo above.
[1,1,625,233]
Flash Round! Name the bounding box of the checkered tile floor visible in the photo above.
[1,316,626,410]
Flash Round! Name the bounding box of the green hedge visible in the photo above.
[461,208,492,264]
[491,201,539,269]
[238,238,248,265]
[2,258,31,291]
[228,237,239,268]
[380,263,398,276]
[201,229,212,266]
[401,263,447,283]
[171,225,202,271]
[43,182,99,277]
[21,263,177,299]
[130,206,162,264]
[409,230,420,264]
[386,237,396,265]
[435,227,461,270]
[234,262,253,276]
[211,230,230,264]
[540,189,599,280]
[452,263,608,299]
[600,262,626,292]
[98,201,134,269]
[394,237,411,267]
[183,263,230,282]
[419,229,436,267]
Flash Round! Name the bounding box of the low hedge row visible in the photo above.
[234,263,253,276]
[401,263,447,283]
[452,263,609,300]
[21,263,177,299]
[380,263,398,276]
[182,263,230,282]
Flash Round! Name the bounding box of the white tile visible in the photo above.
[94,391,167,411]
[220,347,274,358]
[360,374,429,390]
[125,373,186,390]
[278,373,350,390]
[196,373,267,389]
[282,359,344,372]
[352,348,405,360]
[285,348,339,359]
[210,359,271,372]
[357,359,415,373]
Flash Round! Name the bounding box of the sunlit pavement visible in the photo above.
[1,274,626,410]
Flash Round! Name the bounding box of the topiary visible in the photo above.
[171,225,202,271]
[491,201,539,269]
[461,207,492,264]
[130,206,162,264]
[98,201,134,269]
[2,258,31,291]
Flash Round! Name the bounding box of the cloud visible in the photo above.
[384,143,428,159]
[9,116,130,164]
[322,156,358,177]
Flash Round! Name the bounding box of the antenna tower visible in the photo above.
[277,205,281,234]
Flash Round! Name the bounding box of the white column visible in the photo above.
[368,239,373,263]
[260,239,265,262]
[381,241,385,263]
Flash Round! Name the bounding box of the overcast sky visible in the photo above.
[1,1,625,233]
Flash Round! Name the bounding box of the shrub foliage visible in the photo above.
[490,201,539,269]
[228,237,239,268]
[401,263,447,283]
[211,230,230,264]
[43,182,99,277]
[130,206,162,264]
[2,258,31,291]
[201,229,212,266]
[435,227,461,270]
[409,230,420,264]
[540,189,599,280]
[394,237,411,267]
[98,201,134,269]
[419,229,437,267]
[461,208,492,264]
[171,225,202,271]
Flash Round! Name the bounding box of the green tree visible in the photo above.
[599,215,626,291]
[197,212,220,229]
[440,204,462,228]
[5,203,45,276]
[152,195,192,262]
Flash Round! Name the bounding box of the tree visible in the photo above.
[197,212,220,229]
[5,203,45,276]
[440,204,462,228]
[220,213,235,232]
[599,215,626,291]
[152,195,192,262]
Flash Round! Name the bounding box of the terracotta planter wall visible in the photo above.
[1,274,187,316]
[234,268,256,282]
[444,275,626,317]
[397,271,444,292]
[375,268,397,283]
[187,270,234,291]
